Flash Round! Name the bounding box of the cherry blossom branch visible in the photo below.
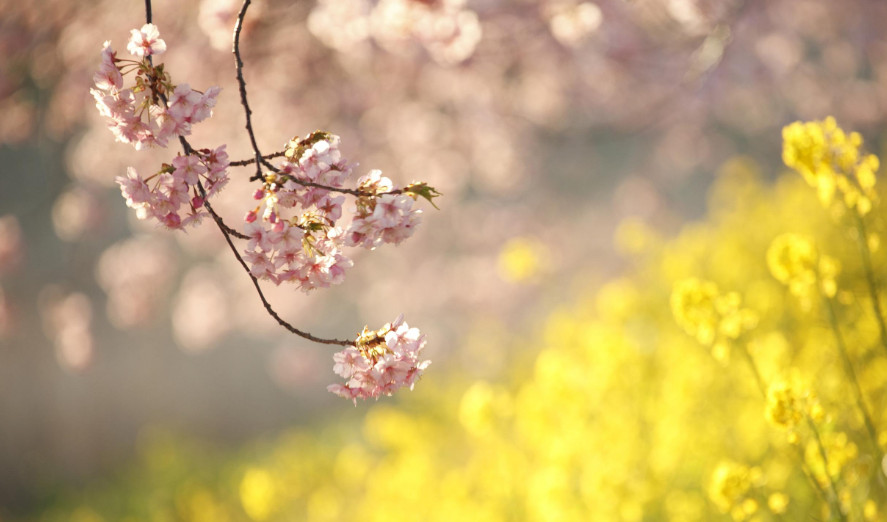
[232,0,265,181]
[92,0,436,402]
[139,0,352,347]
[106,0,433,400]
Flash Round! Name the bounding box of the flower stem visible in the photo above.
[738,342,766,398]
[853,213,887,358]
[821,291,880,451]
[792,443,831,516]
[738,343,834,510]
[805,414,848,522]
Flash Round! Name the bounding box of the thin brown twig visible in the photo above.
[197,180,354,347]
[232,0,264,181]
[282,174,403,198]
[230,150,286,167]
[225,15,415,201]
[225,2,398,200]
[174,137,249,240]
[261,161,404,198]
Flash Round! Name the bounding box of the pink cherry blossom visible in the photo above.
[245,221,275,252]
[116,167,152,208]
[93,42,123,91]
[333,347,372,378]
[356,169,393,193]
[201,145,230,197]
[172,154,207,186]
[127,23,167,57]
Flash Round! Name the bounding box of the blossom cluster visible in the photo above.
[92,24,221,150]
[328,315,430,404]
[345,170,422,248]
[116,147,230,229]
[243,132,426,292]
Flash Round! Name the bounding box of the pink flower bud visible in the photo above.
[191,196,204,209]
[162,212,181,229]
[244,210,258,223]
[253,188,265,200]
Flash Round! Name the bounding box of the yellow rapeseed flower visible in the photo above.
[239,468,278,521]
[671,278,720,346]
[498,237,545,283]
[765,379,803,430]
[708,461,761,520]
[671,279,758,361]
[767,233,840,299]
[766,234,817,290]
[783,117,879,215]
[767,492,789,514]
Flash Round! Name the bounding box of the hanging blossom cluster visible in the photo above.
[244,131,436,292]
[117,147,230,229]
[328,314,431,403]
[92,23,229,230]
[345,170,424,248]
[92,24,221,150]
[93,23,439,401]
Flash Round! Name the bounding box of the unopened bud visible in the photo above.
[163,212,181,228]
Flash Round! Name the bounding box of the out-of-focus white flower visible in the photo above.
[547,2,602,47]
